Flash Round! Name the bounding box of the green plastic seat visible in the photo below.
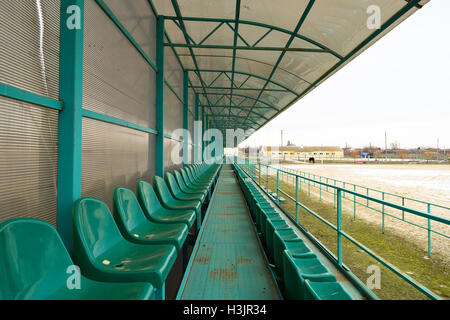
[113,187,188,251]
[189,165,214,183]
[262,213,286,243]
[267,226,294,259]
[181,168,209,190]
[273,236,312,274]
[165,172,205,204]
[137,180,196,229]
[282,250,337,300]
[153,176,202,231]
[174,170,207,197]
[73,198,177,294]
[304,279,353,300]
[0,218,154,300]
[186,167,212,187]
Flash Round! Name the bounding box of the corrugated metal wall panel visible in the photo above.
[81,117,155,210]
[164,83,183,134]
[165,37,183,98]
[0,96,58,226]
[0,0,60,100]
[83,0,156,129]
[104,0,156,63]
[164,138,183,171]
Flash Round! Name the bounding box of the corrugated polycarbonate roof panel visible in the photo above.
[152,0,430,137]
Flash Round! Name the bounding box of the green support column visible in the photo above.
[194,93,200,163]
[183,70,189,165]
[57,0,84,251]
[155,16,165,177]
[201,107,205,160]
[205,115,209,161]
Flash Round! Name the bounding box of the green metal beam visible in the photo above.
[164,43,329,53]
[199,92,279,111]
[199,22,225,45]
[82,109,158,135]
[0,83,63,111]
[183,70,189,164]
[57,0,84,251]
[194,93,200,162]
[201,105,269,120]
[186,69,299,96]
[96,0,158,72]
[190,85,286,92]
[230,0,241,118]
[170,0,219,125]
[155,15,165,177]
[243,0,315,126]
[164,16,343,60]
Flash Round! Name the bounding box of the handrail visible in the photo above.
[236,158,449,300]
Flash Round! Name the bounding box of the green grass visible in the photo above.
[255,172,449,300]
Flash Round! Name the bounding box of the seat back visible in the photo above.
[0,218,73,299]
[174,170,189,192]
[73,198,123,260]
[180,168,193,185]
[153,176,175,204]
[137,180,164,219]
[165,172,183,198]
[185,167,197,182]
[113,187,149,235]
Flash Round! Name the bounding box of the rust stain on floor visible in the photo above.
[209,267,237,281]
[237,257,253,264]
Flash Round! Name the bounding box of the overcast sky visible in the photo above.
[240,0,450,150]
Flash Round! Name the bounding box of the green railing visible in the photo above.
[265,164,450,257]
[236,158,450,300]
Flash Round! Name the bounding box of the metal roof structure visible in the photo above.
[150,0,429,139]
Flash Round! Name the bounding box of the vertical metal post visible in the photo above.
[427,204,431,256]
[401,197,405,221]
[155,16,165,177]
[295,175,299,223]
[266,165,269,192]
[194,94,200,163]
[276,169,280,204]
[337,189,343,266]
[333,180,336,208]
[308,173,310,196]
[319,176,322,200]
[353,184,356,219]
[57,0,85,251]
[258,162,261,185]
[382,192,385,233]
[183,71,189,165]
[201,106,205,161]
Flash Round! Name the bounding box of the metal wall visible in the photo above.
[81,118,155,209]
[0,1,60,225]
[0,0,60,100]
[0,0,193,224]
[164,35,185,169]
[81,0,158,210]
[83,0,156,129]
[0,96,58,226]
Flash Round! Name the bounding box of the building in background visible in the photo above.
[263,146,343,161]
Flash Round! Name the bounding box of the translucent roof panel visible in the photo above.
[152,0,430,136]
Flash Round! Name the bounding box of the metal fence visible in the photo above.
[236,158,450,300]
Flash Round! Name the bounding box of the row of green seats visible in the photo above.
[233,163,353,300]
[0,161,222,300]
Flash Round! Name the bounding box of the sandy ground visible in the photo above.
[272,163,450,261]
